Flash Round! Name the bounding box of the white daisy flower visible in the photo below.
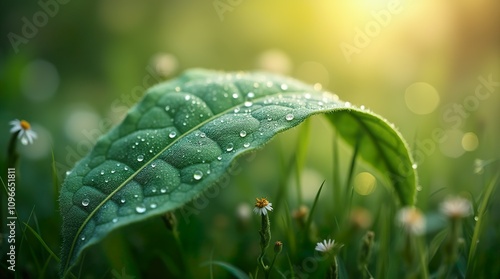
[397,207,425,235]
[315,239,335,253]
[253,197,273,216]
[440,196,472,219]
[10,119,38,145]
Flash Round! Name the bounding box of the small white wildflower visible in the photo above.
[10,119,38,145]
[397,207,425,235]
[253,197,273,216]
[440,196,472,219]
[315,239,335,253]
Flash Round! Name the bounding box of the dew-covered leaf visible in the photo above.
[59,69,417,276]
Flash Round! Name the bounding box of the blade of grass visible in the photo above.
[332,132,341,218]
[200,261,250,279]
[294,119,311,206]
[282,202,296,254]
[304,181,325,241]
[23,222,60,262]
[344,136,361,224]
[466,173,499,277]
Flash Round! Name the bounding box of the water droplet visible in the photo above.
[226,143,234,152]
[175,86,181,92]
[285,114,294,121]
[134,194,139,198]
[247,92,255,98]
[112,218,118,223]
[135,142,139,145]
[165,106,170,111]
[120,198,126,204]
[169,131,177,138]
[474,216,479,221]
[132,146,136,149]
[160,188,167,193]
[412,164,418,169]
[137,155,144,162]
[193,170,203,180]
[345,102,352,108]
[141,138,145,142]
[100,170,105,175]
[105,179,109,183]
[82,199,89,207]
[416,185,422,191]
[280,84,288,90]
[81,236,86,241]
[124,166,129,171]
[244,142,250,148]
[150,203,157,209]
[111,170,116,174]
[232,93,239,99]
[200,132,206,138]
[360,105,366,110]
[240,130,247,137]
[217,156,222,161]
[65,170,72,176]
[244,101,253,107]
[135,205,146,214]
[151,163,156,168]
[152,188,157,193]
[234,107,240,113]
[184,95,191,101]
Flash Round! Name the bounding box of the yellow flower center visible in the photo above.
[20,120,31,130]
[255,197,269,208]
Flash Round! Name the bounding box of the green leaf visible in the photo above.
[59,69,416,276]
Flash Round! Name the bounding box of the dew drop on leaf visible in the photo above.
[120,199,126,204]
[150,203,157,209]
[232,93,238,99]
[200,132,206,138]
[81,199,90,207]
[244,142,250,148]
[165,106,170,111]
[285,114,294,121]
[226,143,234,152]
[217,156,222,161]
[112,218,118,223]
[137,155,144,162]
[160,188,167,193]
[244,101,253,107]
[135,205,146,214]
[100,170,104,175]
[169,131,176,138]
[193,170,203,180]
[240,130,247,137]
[111,170,115,174]
[280,84,288,90]
[412,164,418,169]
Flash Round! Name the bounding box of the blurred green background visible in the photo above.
[1,0,499,277]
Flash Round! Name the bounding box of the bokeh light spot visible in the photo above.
[21,60,59,102]
[405,82,440,115]
[354,172,376,196]
[256,49,292,74]
[462,132,479,151]
[439,129,465,158]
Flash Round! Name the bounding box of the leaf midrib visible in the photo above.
[63,88,332,272]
